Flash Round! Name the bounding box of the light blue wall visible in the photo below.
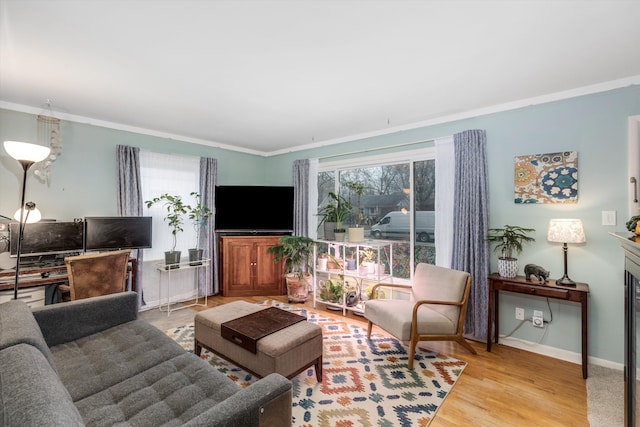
[0,109,268,220]
[1,85,639,364]
[268,85,640,364]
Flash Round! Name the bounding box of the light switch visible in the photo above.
[602,211,616,226]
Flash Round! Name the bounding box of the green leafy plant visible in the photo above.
[186,191,213,249]
[346,180,365,226]
[319,279,344,303]
[627,215,640,233]
[359,247,376,264]
[487,225,536,259]
[267,235,315,279]
[145,193,188,252]
[317,192,352,232]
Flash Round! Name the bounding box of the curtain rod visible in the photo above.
[317,137,439,161]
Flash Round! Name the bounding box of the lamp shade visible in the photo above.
[547,219,586,244]
[14,207,42,223]
[3,140,51,163]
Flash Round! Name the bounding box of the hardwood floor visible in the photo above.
[141,295,589,427]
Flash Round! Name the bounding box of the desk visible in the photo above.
[0,258,138,293]
[156,258,209,316]
[486,274,590,379]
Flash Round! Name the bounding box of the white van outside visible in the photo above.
[370,211,435,242]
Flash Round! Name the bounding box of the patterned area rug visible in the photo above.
[164,301,466,426]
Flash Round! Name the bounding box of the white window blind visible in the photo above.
[140,151,199,261]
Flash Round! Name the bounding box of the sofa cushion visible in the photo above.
[0,299,57,370]
[0,343,84,426]
[50,319,187,401]
[74,352,240,426]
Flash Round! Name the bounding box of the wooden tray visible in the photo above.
[221,307,306,353]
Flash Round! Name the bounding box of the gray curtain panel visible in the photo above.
[292,159,310,236]
[200,157,217,295]
[116,145,145,307]
[451,130,490,341]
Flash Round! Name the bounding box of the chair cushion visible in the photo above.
[411,263,469,322]
[364,300,456,341]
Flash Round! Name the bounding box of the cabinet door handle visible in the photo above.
[631,177,638,203]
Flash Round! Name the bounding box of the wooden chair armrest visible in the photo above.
[414,299,463,307]
[369,282,412,299]
[411,299,464,320]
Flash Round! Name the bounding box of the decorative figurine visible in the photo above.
[524,264,550,283]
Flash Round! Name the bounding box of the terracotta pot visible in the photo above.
[285,273,311,303]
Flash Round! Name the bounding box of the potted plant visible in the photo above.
[317,204,337,240]
[145,193,188,269]
[319,192,351,241]
[346,180,365,242]
[319,278,344,304]
[267,235,315,303]
[487,225,536,278]
[358,247,376,275]
[185,191,213,265]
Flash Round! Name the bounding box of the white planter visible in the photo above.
[348,227,365,243]
[497,258,518,278]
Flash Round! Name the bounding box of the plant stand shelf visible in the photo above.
[313,239,394,316]
[156,258,209,316]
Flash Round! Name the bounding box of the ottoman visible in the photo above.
[195,301,323,381]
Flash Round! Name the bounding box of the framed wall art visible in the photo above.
[514,151,578,204]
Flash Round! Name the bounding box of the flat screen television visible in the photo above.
[9,221,84,257]
[215,185,294,233]
[84,216,153,251]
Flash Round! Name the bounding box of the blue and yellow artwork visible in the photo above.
[514,151,578,204]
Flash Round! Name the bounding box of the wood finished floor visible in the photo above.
[139,295,589,427]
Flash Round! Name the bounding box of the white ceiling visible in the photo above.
[1,0,639,155]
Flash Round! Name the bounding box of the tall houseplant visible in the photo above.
[186,191,212,265]
[146,193,187,268]
[318,192,351,241]
[487,225,536,277]
[267,235,315,303]
[346,180,365,242]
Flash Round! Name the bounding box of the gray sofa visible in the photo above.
[0,291,292,426]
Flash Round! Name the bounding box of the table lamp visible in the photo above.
[547,219,586,286]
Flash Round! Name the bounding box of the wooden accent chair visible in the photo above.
[364,263,477,369]
[57,249,131,301]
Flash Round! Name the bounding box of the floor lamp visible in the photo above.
[3,140,51,299]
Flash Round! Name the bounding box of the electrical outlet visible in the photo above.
[515,307,524,320]
[532,310,544,328]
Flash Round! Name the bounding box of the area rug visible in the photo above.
[165,301,467,426]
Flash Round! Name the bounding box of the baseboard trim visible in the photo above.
[498,336,623,371]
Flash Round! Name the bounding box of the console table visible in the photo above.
[156,258,209,315]
[486,273,590,379]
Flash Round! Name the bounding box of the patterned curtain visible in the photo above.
[451,130,490,340]
[292,159,310,236]
[116,145,145,307]
[199,157,217,294]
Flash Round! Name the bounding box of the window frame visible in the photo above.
[315,144,435,282]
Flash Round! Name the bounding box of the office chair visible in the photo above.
[57,249,131,301]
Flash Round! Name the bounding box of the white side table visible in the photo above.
[156,258,209,316]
